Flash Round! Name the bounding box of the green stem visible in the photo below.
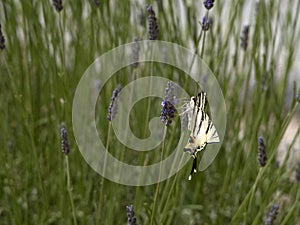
[200,31,206,59]
[58,13,66,74]
[150,126,167,225]
[65,156,77,225]
[230,102,298,224]
[97,123,112,224]
[247,169,262,222]
[280,184,300,225]
[187,30,203,73]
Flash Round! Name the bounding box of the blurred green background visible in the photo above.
[0,0,299,224]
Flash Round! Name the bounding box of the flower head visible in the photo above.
[0,24,5,50]
[126,205,137,225]
[240,25,250,50]
[201,16,212,31]
[147,5,159,40]
[52,0,63,12]
[265,204,279,225]
[160,82,177,126]
[131,38,140,68]
[60,125,70,155]
[258,136,267,167]
[161,100,176,126]
[107,84,122,121]
[94,0,100,7]
[295,161,300,182]
[203,0,215,10]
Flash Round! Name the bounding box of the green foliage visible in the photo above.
[0,1,300,225]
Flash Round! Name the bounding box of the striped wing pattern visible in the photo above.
[184,92,220,180]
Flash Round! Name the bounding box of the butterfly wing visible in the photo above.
[187,92,206,135]
[187,92,220,150]
[184,91,220,180]
[197,112,220,144]
[192,113,219,150]
[206,118,220,144]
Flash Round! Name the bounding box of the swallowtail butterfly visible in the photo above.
[183,91,219,180]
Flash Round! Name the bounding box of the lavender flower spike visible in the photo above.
[258,136,267,167]
[295,161,300,182]
[160,81,177,126]
[147,5,159,40]
[131,38,140,68]
[94,0,100,7]
[126,205,137,225]
[52,0,63,12]
[240,25,250,50]
[0,24,5,50]
[203,0,215,10]
[107,84,122,121]
[60,125,70,155]
[201,16,212,31]
[265,204,279,225]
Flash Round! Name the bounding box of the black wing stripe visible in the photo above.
[205,119,211,134]
[197,111,204,136]
[199,92,206,110]
[192,95,201,135]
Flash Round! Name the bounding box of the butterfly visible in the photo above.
[182,91,220,180]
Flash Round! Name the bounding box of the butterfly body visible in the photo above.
[183,92,219,180]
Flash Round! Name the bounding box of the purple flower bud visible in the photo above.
[147,5,159,40]
[296,161,300,182]
[258,136,267,167]
[107,84,122,121]
[0,24,5,50]
[60,125,70,155]
[94,0,100,7]
[126,205,137,225]
[131,38,140,68]
[240,25,250,50]
[203,0,215,10]
[52,0,63,12]
[265,204,279,225]
[160,82,177,126]
[201,16,212,31]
